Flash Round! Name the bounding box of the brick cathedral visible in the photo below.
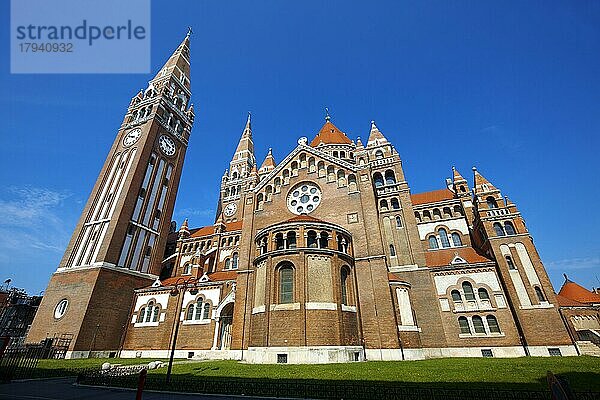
[26,34,594,362]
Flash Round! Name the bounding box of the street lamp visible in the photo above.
[166,276,199,384]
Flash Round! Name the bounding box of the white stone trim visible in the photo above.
[252,305,266,314]
[270,302,301,311]
[119,349,243,360]
[55,263,157,280]
[398,325,421,332]
[182,319,211,326]
[341,304,357,312]
[246,346,364,364]
[306,302,337,310]
[389,264,425,272]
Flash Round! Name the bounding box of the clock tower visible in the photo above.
[26,33,195,357]
[218,113,256,222]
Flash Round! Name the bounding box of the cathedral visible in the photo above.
[26,34,589,363]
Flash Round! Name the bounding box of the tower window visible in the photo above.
[534,286,546,302]
[145,246,152,256]
[287,231,297,249]
[306,230,317,248]
[451,290,462,303]
[451,232,462,247]
[373,173,384,188]
[487,315,500,333]
[375,150,384,159]
[385,170,396,185]
[493,223,506,237]
[396,216,403,228]
[389,244,396,257]
[504,221,516,235]
[462,282,475,301]
[506,255,516,270]
[478,288,490,300]
[341,266,350,305]
[438,229,450,248]
[231,252,239,269]
[428,236,439,249]
[486,197,498,209]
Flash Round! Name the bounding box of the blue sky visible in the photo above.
[1,1,599,294]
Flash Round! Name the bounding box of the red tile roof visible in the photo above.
[189,220,243,238]
[556,294,587,307]
[286,215,324,223]
[310,121,352,147]
[425,247,492,268]
[411,189,455,205]
[558,280,600,305]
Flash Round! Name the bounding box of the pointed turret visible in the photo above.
[229,113,256,178]
[452,166,470,197]
[259,148,276,174]
[356,136,364,149]
[150,30,191,90]
[178,218,190,239]
[472,167,500,195]
[366,120,389,147]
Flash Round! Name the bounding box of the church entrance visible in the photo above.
[218,303,234,350]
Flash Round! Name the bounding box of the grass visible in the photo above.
[35,356,600,392]
[150,356,600,391]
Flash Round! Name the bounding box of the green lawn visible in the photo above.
[151,357,600,391]
[36,356,600,392]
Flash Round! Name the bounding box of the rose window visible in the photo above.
[287,182,322,215]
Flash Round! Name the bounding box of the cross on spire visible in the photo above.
[325,107,331,122]
[186,26,193,37]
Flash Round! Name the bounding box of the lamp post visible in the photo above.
[166,276,199,384]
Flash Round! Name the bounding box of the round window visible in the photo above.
[54,299,69,319]
[287,182,322,215]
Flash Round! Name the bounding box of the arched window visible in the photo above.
[224,259,231,270]
[478,288,490,300]
[319,231,329,249]
[380,199,388,210]
[375,149,384,159]
[428,236,439,249]
[279,265,294,304]
[389,244,396,257]
[259,237,268,254]
[534,286,545,302]
[439,228,450,248]
[333,151,339,158]
[341,267,350,305]
[307,230,318,248]
[493,223,505,236]
[504,221,516,235]
[138,307,146,322]
[506,255,516,270]
[462,282,475,301]
[385,170,396,185]
[145,301,155,323]
[391,198,400,210]
[203,303,211,319]
[433,209,442,220]
[183,263,192,275]
[451,232,462,247]
[287,231,297,249]
[152,306,160,322]
[458,316,470,334]
[472,316,485,334]
[194,299,204,320]
[348,174,357,191]
[232,252,239,269]
[451,290,462,302]
[275,233,284,250]
[256,193,264,211]
[396,216,403,228]
[487,315,500,333]
[486,197,498,209]
[414,212,422,222]
[373,173,384,188]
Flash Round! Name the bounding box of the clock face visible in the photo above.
[123,128,142,147]
[287,182,322,215]
[224,202,237,217]
[158,135,176,156]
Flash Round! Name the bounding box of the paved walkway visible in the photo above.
[0,377,276,400]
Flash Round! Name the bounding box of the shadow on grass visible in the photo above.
[77,370,600,400]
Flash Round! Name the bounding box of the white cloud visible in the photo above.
[545,256,600,271]
[174,207,215,218]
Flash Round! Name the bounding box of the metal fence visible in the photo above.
[76,372,600,400]
[0,345,44,382]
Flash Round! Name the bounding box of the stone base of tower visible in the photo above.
[26,265,156,354]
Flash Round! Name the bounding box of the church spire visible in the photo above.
[452,166,470,197]
[366,120,389,147]
[229,113,256,178]
[259,148,277,174]
[151,30,191,90]
[472,166,499,195]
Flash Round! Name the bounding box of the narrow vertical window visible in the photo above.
[428,236,439,249]
[472,316,485,334]
[506,255,516,270]
[458,317,470,334]
[451,290,462,303]
[462,282,475,301]
[504,221,516,235]
[341,267,350,305]
[534,287,546,302]
[487,315,501,333]
[396,216,403,228]
[389,244,396,257]
[439,229,450,248]
[493,223,505,236]
[451,232,462,247]
[203,303,211,319]
[279,266,294,304]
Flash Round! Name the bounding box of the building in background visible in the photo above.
[0,285,42,347]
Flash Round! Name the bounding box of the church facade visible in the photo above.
[27,35,578,362]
